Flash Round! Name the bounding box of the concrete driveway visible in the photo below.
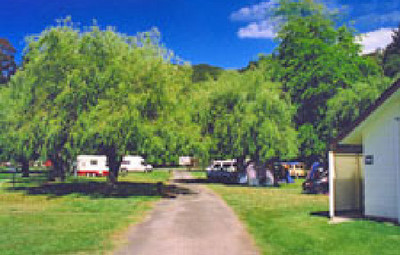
[114,171,259,255]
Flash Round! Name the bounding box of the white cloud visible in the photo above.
[230,1,280,39]
[230,1,277,22]
[238,21,276,39]
[231,0,337,39]
[358,28,394,54]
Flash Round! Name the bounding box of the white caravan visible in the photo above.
[76,155,109,177]
[120,156,153,172]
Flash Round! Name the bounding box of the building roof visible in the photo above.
[332,79,400,147]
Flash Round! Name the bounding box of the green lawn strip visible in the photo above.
[209,183,400,255]
[0,171,170,255]
[0,173,13,180]
[188,171,207,179]
[119,170,171,183]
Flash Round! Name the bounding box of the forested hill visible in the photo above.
[191,64,223,83]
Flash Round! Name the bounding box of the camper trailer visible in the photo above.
[120,156,153,172]
[76,155,109,177]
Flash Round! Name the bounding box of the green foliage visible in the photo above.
[267,0,381,159]
[196,70,298,162]
[0,77,43,164]
[4,19,135,178]
[383,25,400,78]
[297,124,325,162]
[383,54,400,78]
[74,51,203,169]
[275,0,378,116]
[192,64,223,83]
[1,18,203,181]
[323,76,392,139]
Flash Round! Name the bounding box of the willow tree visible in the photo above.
[2,18,202,181]
[196,70,298,172]
[0,72,44,177]
[5,20,127,180]
[71,30,204,183]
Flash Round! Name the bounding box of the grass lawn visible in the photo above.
[209,180,400,255]
[187,170,207,179]
[0,171,170,255]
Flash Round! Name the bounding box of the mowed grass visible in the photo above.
[0,170,170,255]
[209,180,400,255]
[187,170,207,179]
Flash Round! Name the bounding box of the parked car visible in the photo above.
[302,162,328,194]
[206,160,238,183]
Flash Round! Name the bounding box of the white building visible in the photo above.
[329,80,400,222]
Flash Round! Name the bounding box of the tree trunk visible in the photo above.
[63,160,71,177]
[236,155,246,174]
[108,161,121,184]
[107,148,121,184]
[49,155,66,182]
[21,159,30,178]
[253,151,266,185]
[253,151,260,173]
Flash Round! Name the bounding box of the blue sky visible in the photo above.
[1,0,400,69]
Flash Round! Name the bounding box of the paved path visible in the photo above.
[114,171,259,255]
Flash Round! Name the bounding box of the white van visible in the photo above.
[120,156,152,172]
[206,159,237,172]
[206,159,238,182]
[76,155,109,177]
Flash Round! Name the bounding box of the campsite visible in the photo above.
[1,0,400,254]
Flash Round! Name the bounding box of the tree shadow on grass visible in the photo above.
[174,178,211,184]
[174,178,245,186]
[174,177,289,189]
[173,174,248,185]
[310,211,330,218]
[8,181,195,199]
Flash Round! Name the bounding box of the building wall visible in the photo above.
[363,98,400,219]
